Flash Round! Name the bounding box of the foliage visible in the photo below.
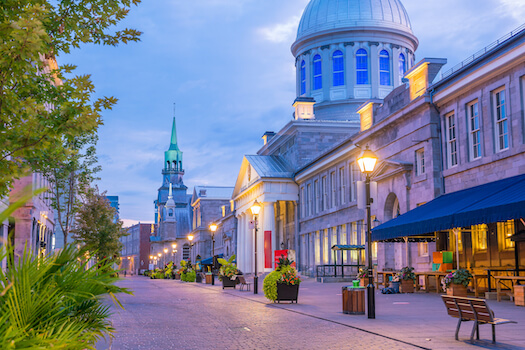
[164,262,176,279]
[442,269,473,289]
[0,244,131,349]
[357,268,367,279]
[0,0,142,197]
[277,268,301,286]
[277,255,291,269]
[181,270,196,282]
[150,269,164,280]
[143,270,150,277]
[263,265,298,302]
[72,186,127,265]
[391,274,400,283]
[218,254,240,281]
[399,266,416,281]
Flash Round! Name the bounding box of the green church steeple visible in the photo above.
[164,104,183,172]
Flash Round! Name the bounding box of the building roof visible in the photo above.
[297,0,413,41]
[245,155,295,178]
[193,186,234,201]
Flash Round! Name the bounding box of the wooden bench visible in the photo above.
[441,295,517,343]
[237,275,252,291]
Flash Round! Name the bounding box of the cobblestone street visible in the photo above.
[98,277,426,350]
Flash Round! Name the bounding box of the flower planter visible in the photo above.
[205,274,213,284]
[221,277,238,289]
[360,278,367,287]
[446,283,468,297]
[276,283,299,303]
[400,279,414,293]
[174,273,180,280]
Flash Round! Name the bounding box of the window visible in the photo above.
[322,176,328,210]
[333,50,344,86]
[356,49,369,85]
[472,224,488,252]
[330,171,336,208]
[418,242,429,257]
[339,167,346,204]
[307,184,312,216]
[415,148,425,176]
[183,244,190,260]
[493,87,509,152]
[340,224,348,263]
[300,60,306,95]
[399,53,406,84]
[350,163,360,201]
[300,187,305,217]
[379,50,390,86]
[467,100,482,160]
[350,222,358,263]
[323,229,329,264]
[314,231,320,265]
[313,54,322,90]
[497,220,515,251]
[314,180,319,214]
[445,112,458,167]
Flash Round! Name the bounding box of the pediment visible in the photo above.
[373,160,413,182]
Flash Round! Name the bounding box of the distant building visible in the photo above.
[120,223,155,275]
[104,195,120,222]
[189,186,234,263]
[150,111,192,265]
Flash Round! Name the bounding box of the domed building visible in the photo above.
[291,0,419,120]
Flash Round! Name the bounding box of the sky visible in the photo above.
[63,0,525,226]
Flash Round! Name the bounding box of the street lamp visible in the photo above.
[250,199,262,294]
[209,223,218,285]
[164,248,168,267]
[357,145,378,319]
[172,243,177,261]
[188,234,194,264]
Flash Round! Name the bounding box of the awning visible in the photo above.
[200,254,224,265]
[372,173,525,241]
[331,245,365,250]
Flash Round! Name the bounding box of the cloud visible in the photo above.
[258,16,301,43]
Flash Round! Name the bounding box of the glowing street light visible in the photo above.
[250,200,262,294]
[188,234,194,264]
[209,223,218,285]
[357,145,378,319]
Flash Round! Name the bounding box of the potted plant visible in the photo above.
[263,256,301,303]
[390,274,400,293]
[218,255,240,289]
[441,269,473,297]
[399,266,416,293]
[357,268,367,287]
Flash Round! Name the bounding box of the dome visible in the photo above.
[297,0,414,41]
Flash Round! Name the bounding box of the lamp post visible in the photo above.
[172,243,177,262]
[250,200,262,294]
[357,145,378,319]
[209,223,218,285]
[163,248,168,267]
[157,253,162,269]
[188,234,194,265]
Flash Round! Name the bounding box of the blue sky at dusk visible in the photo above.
[63,0,525,225]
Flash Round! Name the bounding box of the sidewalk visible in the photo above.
[193,276,525,350]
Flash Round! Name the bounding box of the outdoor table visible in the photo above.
[414,272,448,293]
[376,271,396,289]
[494,276,525,302]
[473,274,488,298]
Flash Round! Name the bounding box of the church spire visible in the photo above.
[169,103,180,151]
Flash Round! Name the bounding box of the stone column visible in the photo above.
[245,211,253,274]
[237,214,244,273]
[369,42,379,99]
[262,201,275,271]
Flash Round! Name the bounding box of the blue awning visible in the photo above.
[331,245,365,250]
[200,254,224,265]
[372,174,525,241]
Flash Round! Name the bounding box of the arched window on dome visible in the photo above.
[379,50,391,86]
[356,49,369,85]
[332,50,344,86]
[399,53,406,84]
[313,54,322,90]
[300,60,306,95]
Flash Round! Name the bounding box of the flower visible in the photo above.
[391,274,400,282]
[277,268,301,285]
[357,268,367,279]
[441,269,473,290]
[399,266,416,281]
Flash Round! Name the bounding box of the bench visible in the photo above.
[237,275,252,291]
[441,295,517,343]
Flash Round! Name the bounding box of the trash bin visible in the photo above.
[342,285,365,315]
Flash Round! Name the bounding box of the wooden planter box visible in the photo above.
[221,277,238,289]
[174,273,180,280]
[446,283,468,297]
[359,278,367,287]
[514,285,525,306]
[276,283,299,303]
[400,279,414,293]
[205,274,213,284]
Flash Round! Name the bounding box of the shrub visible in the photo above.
[181,269,196,282]
[218,255,240,281]
[399,266,416,281]
[442,269,473,290]
[263,265,297,302]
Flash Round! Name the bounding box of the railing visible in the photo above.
[438,23,525,81]
[316,264,364,278]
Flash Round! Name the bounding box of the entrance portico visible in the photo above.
[233,156,298,275]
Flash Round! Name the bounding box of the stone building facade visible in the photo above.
[120,223,154,275]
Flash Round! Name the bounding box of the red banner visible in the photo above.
[264,231,272,269]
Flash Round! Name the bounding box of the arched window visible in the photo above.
[399,53,406,83]
[313,54,322,90]
[166,161,170,169]
[332,50,344,86]
[379,50,390,86]
[356,49,369,85]
[300,60,306,95]
[168,209,173,217]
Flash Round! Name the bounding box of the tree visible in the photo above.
[72,187,127,265]
[0,0,142,197]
